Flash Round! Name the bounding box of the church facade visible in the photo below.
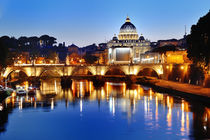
[107,17,151,64]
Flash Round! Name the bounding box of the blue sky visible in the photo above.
[0,0,209,47]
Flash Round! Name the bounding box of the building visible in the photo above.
[107,16,151,64]
[165,50,191,64]
[156,36,187,48]
[157,39,179,47]
[140,52,162,64]
[68,44,79,54]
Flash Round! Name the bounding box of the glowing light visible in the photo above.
[51,99,54,110]
[80,99,83,112]
[0,105,3,111]
[157,68,163,75]
[109,48,112,54]
[19,97,23,110]
[155,96,158,121]
[109,97,115,116]
[141,57,154,61]
[181,101,185,134]
[101,70,105,75]
[181,66,184,70]
[54,80,57,94]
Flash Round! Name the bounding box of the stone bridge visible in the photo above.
[3,64,166,79]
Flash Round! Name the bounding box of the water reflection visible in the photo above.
[1,78,210,139]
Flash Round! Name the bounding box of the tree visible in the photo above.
[83,54,98,64]
[0,39,9,69]
[46,50,58,63]
[0,36,18,69]
[40,35,57,46]
[187,11,210,67]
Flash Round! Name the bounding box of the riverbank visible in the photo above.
[137,77,210,101]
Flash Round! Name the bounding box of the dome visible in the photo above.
[112,34,118,41]
[118,16,139,40]
[120,17,137,33]
[139,34,145,41]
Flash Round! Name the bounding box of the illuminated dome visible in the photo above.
[118,16,139,40]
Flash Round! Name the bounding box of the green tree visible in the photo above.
[83,54,98,64]
[187,11,210,67]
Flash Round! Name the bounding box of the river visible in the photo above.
[0,78,209,140]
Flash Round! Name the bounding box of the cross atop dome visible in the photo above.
[126,16,130,22]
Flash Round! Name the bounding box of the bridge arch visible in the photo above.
[103,65,128,76]
[39,68,62,77]
[4,68,29,79]
[71,66,93,76]
[137,68,159,78]
[105,67,126,75]
[6,70,28,83]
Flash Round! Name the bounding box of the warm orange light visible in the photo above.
[181,66,184,70]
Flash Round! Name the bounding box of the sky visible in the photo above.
[0,0,210,47]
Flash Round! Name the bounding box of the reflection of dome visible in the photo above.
[118,16,139,40]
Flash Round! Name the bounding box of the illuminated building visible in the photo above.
[165,50,191,64]
[107,16,151,64]
[66,53,81,65]
[35,57,45,64]
[140,52,162,64]
[13,52,30,64]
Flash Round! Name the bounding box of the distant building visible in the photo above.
[78,43,98,56]
[107,16,151,64]
[156,35,187,48]
[157,39,179,47]
[68,44,79,54]
[140,52,162,64]
[98,43,107,50]
[150,42,158,48]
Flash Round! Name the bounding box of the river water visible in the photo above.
[0,78,210,140]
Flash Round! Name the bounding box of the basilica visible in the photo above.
[107,16,151,64]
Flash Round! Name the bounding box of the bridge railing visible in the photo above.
[14,64,65,66]
[12,63,164,67]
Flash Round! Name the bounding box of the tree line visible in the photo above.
[0,35,67,69]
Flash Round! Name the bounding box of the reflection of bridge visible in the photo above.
[3,64,166,78]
